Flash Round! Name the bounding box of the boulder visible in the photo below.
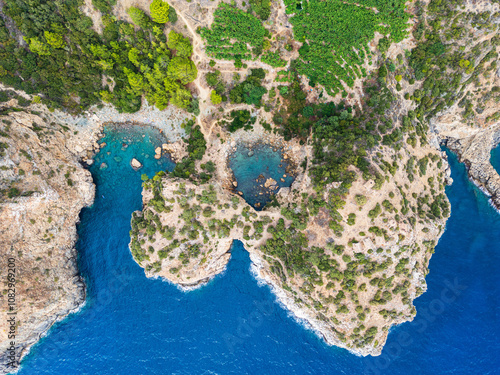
[264,178,277,188]
[131,158,142,170]
[232,181,238,187]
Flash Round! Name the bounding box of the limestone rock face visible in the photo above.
[432,112,500,209]
[0,110,95,373]
[161,140,188,163]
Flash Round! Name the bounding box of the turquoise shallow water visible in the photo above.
[15,126,500,374]
[228,143,295,209]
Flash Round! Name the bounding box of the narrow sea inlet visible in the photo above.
[17,128,500,374]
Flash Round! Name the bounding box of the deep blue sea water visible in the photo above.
[228,143,295,209]
[16,127,500,375]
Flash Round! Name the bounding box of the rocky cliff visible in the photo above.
[0,103,94,373]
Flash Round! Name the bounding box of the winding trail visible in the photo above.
[175,5,286,137]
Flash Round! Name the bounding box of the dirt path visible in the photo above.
[174,11,213,133]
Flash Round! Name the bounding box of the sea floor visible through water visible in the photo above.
[15,126,500,375]
[228,143,295,209]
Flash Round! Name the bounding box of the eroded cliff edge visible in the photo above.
[0,105,94,373]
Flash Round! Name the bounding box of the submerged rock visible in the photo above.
[248,150,254,157]
[100,162,108,170]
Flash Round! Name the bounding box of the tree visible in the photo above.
[154,91,170,110]
[44,31,65,49]
[128,48,142,66]
[168,7,178,24]
[355,195,367,206]
[167,57,197,84]
[150,0,170,24]
[26,37,50,56]
[124,67,147,95]
[210,90,222,105]
[249,0,271,19]
[170,87,192,108]
[99,90,114,102]
[127,7,151,29]
[167,31,192,58]
[378,64,387,78]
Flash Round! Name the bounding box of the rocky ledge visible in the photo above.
[0,108,95,373]
[440,125,500,210]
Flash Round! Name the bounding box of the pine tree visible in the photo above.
[44,31,65,49]
[150,0,170,24]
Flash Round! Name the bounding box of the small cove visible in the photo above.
[228,143,296,209]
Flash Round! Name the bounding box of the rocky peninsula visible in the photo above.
[131,117,451,355]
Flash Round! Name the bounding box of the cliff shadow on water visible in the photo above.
[228,143,296,210]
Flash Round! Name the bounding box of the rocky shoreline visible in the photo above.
[440,126,500,210]
[0,108,95,374]
[131,119,450,355]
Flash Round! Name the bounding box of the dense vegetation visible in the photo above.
[261,51,287,68]
[200,3,269,64]
[287,0,410,96]
[409,0,499,122]
[220,109,255,132]
[0,0,196,113]
[229,68,267,106]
